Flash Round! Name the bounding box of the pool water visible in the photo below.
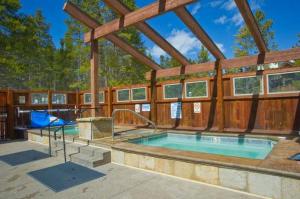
[51,125,79,135]
[130,133,277,159]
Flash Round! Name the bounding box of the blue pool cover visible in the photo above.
[30,111,74,128]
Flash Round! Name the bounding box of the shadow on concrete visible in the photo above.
[28,162,105,192]
[0,149,49,166]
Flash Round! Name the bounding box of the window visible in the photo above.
[84,93,91,104]
[267,71,300,94]
[233,76,263,96]
[99,91,104,103]
[117,89,130,102]
[31,93,48,104]
[164,83,182,99]
[52,93,67,104]
[132,88,146,101]
[185,81,208,98]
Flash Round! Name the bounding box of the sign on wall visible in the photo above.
[193,102,201,113]
[171,102,182,119]
[142,104,151,112]
[135,104,140,113]
[19,96,26,104]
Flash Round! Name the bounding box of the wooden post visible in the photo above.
[75,89,80,109]
[216,60,225,132]
[150,70,157,123]
[107,87,113,117]
[48,90,52,110]
[90,32,99,117]
[7,89,15,139]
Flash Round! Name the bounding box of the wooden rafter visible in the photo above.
[84,0,196,41]
[234,0,268,53]
[63,1,161,70]
[145,48,300,80]
[175,7,225,60]
[100,0,190,66]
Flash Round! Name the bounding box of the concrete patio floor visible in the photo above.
[0,141,267,199]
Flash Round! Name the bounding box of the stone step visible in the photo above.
[70,151,111,168]
[79,145,109,157]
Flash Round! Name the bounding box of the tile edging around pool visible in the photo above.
[112,144,300,180]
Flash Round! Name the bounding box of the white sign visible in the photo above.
[135,104,140,113]
[142,104,150,112]
[171,102,182,119]
[194,102,201,113]
[19,96,26,104]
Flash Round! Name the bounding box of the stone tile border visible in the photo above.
[112,149,300,199]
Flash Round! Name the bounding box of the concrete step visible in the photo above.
[70,148,111,168]
[79,146,109,157]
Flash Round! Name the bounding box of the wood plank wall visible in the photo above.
[1,66,300,138]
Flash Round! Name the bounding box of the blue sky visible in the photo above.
[20,0,300,61]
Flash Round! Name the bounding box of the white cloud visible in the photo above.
[150,29,201,59]
[216,43,225,53]
[214,15,227,24]
[222,0,236,10]
[231,13,244,26]
[209,0,224,8]
[191,2,201,15]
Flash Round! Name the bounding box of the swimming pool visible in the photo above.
[50,125,79,135]
[130,133,277,159]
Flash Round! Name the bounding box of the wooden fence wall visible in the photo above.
[1,67,300,139]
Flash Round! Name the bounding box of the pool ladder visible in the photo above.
[111,109,157,140]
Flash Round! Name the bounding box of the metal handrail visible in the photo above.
[112,109,157,140]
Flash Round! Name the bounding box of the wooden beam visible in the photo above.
[145,48,300,80]
[90,34,99,117]
[63,1,161,71]
[101,0,189,66]
[234,0,268,53]
[215,60,225,132]
[85,0,196,40]
[175,7,225,59]
[63,1,99,29]
[106,34,161,70]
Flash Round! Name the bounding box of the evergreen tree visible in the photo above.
[197,46,210,63]
[234,10,277,57]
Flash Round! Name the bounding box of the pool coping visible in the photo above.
[112,137,300,180]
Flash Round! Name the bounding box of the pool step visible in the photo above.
[70,147,111,168]
[44,139,111,167]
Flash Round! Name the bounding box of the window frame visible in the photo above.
[99,91,105,104]
[83,93,92,104]
[131,87,147,102]
[52,93,67,105]
[184,80,208,99]
[30,93,49,105]
[267,71,300,94]
[117,89,131,102]
[163,83,183,100]
[233,75,264,96]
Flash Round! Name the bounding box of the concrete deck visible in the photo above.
[0,140,265,199]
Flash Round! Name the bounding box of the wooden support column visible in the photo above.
[7,89,15,139]
[75,89,80,109]
[216,60,225,132]
[48,90,52,110]
[90,32,99,117]
[150,70,157,123]
[107,87,113,117]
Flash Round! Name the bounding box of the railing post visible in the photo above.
[7,89,15,139]
[150,70,157,124]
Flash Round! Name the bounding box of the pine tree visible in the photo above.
[234,10,277,57]
[197,46,210,63]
